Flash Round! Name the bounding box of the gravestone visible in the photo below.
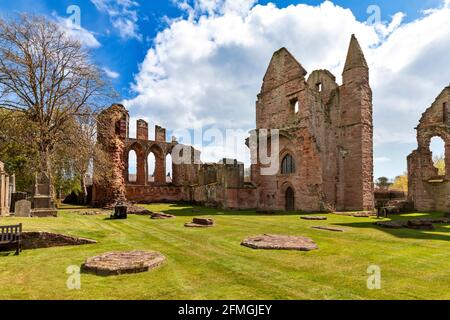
[14,199,31,217]
[10,192,27,213]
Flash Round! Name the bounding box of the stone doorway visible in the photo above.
[285,187,295,211]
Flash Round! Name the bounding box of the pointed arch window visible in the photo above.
[281,154,295,174]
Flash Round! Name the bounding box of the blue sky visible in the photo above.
[0,0,449,179]
[0,0,442,98]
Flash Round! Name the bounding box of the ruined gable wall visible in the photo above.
[408,87,450,211]
[254,47,367,212]
[255,55,331,211]
[253,36,374,212]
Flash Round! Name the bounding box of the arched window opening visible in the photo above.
[147,152,155,182]
[128,150,137,182]
[166,154,173,183]
[281,154,295,174]
[430,136,446,176]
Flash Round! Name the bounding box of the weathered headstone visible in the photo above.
[10,192,27,213]
[14,199,31,217]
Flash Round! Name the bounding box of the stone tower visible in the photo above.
[338,35,374,210]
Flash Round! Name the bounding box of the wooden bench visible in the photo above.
[0,224,22,255]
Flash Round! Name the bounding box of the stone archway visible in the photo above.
[417,129,450,179]
[126,142,146,185]
[148,144,165,184]
[285,187,295,211]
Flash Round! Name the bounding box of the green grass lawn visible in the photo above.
[0,203,449,300]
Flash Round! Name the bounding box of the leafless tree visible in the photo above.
[0,14,115,196]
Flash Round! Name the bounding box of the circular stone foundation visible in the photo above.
[81,250,166,276]
[241,234,318,251]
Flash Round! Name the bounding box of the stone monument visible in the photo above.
[31,172,57,217]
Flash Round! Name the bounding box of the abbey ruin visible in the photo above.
[92,35,374,212]
[408,86,450,212]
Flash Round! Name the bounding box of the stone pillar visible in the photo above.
[11,174,15,193]
[155,126,166,143]
[5,175,9,212]
[172,162,180,186]
[136,119,148,140]
[136,152,146,185]
[445,142,450,178]
[154,155,166,185]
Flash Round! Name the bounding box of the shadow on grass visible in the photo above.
[334,212,450,242]
[0,252,15,256]
[141,203,306,217]
[58,205,92,211]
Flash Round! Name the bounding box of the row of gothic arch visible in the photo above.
[127,150,173,183]
[124,141,176,185]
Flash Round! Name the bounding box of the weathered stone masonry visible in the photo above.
[92,104,201,206]
[93,35,374,212]
[92,105,255,209]
[251,35,374,211]
[408,86,450,212]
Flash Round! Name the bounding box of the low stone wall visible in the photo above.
[21,232,97,249]
[126,185,184,203]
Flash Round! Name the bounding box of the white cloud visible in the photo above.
[91,0,142,40]
[175,0,258,17]
[56,16,101,48]
[373,12,406,38]
[124,0,450,166]
[103,67,120,79]
[374,157,391,163]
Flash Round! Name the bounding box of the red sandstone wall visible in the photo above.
[408,86,450,212]
[94,36,374,212]
[252,36,374,212]
[126,185,184,203]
